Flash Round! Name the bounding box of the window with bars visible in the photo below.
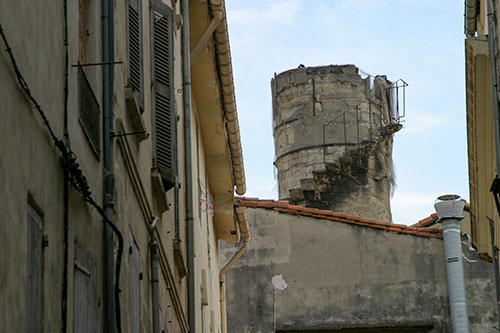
[151,0,176,191]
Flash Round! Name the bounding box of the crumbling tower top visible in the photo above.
[271,65,403,222]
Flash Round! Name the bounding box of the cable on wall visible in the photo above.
[61,0,70,330]
[0,24,124,331]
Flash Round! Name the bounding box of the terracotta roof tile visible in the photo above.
[257,202,273,208]
[235,196,443,239]
[409,213,439,229]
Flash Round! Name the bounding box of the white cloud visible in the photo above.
[228,0,302,29]
[226,1,468,229]
[391,191,442,225]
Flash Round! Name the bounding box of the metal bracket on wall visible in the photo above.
[71,61,123,68]
[111,131,148,138]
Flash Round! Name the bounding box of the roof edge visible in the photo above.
[235,197,443,239]
[210,0,246,195]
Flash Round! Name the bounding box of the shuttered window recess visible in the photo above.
[78,66,101,157]
[27,202,43,333]
[73,244,98,333]
[127,0,143,106]
[152,0,175,191]
[128,230,141,333]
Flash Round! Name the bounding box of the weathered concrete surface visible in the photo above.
[272,65,398,222]
[220,208,497,332]
[0,0,238,332]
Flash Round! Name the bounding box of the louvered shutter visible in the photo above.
[152,0,175,191]
[73,245,98,333]
[127,0,143,105]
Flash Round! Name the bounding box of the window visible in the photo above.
[129,230,141,332]
[27,198,43,332]
[151,0,176,191]
[78,0,101,157]
[78,66,101,157]
[78,0,100,66]
[73,244,98,333]
[127,0,143,108]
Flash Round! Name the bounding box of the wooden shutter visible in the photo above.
[128,0,143,103]
[128,230,141,333]
[73,245,98,333]
[152,0,175,191]
[27,203,43,333]
[78,66,101,157]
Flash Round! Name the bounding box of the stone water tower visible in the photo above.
[272,65,403,222]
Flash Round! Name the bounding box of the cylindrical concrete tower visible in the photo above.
[272,65,401,222]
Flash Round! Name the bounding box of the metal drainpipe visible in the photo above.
[219,241,249,333]
[219,206,251,333]
[487,0,500,177]
[102,0,116,330]
[149,216,160,333]
[181,0,195,331]
[434,195,470,333]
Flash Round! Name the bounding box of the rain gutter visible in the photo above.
[209,0,246,195]
[465,0,478,38]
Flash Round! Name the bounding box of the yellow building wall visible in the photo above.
[466,35,499,259]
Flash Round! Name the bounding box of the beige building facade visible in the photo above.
[464,0,500,259]
[0,0,247,332]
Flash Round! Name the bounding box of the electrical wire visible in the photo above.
[62,0,70,330]
[0,24,123,331]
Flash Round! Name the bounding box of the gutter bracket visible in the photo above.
[190,10,223,64]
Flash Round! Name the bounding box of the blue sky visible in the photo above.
[226,0,468,225]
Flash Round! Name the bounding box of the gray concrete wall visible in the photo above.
[272,65,398,222]
[220,208,497,332]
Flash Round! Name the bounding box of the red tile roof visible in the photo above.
[409,213,439,229]
[235,197,442,239]
[408,203,470,229]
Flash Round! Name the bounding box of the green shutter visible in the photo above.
[152,0,175,191]
[128,0,143,105]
